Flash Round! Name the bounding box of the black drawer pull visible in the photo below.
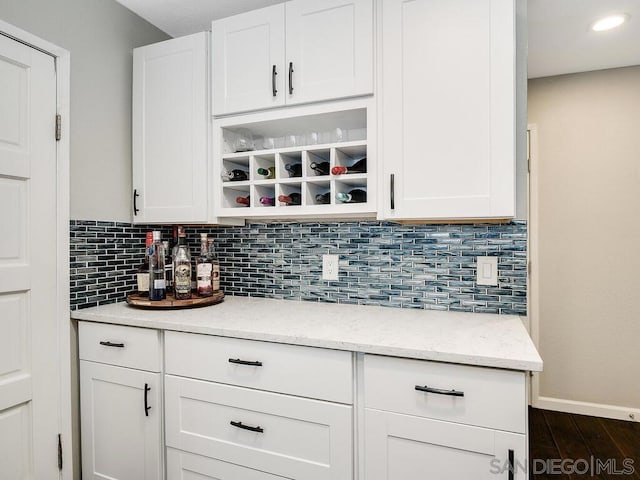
[415,385,464,397]
[228,358,262,367]
[288,61,294,94]
[99,341,125,348]
[144,383,151,417]
[508,449,514,480]
[230,421,264,433]
[272,65,278,97]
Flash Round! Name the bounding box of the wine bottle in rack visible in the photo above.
[257,167,275,179]
[278,193,302,206]
[315,192,331,204]
[236,195,250,206]
[336,188,367,203]
[331,157,367,175]
[309,161,330,176]
[221,169,249,182]
[284,163,302,178]
[259,196,275,206]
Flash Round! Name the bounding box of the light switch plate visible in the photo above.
[476,256,498,286]
[322,254,339,281]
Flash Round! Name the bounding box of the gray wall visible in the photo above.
[529,66,640,414]
[0,0,170,222]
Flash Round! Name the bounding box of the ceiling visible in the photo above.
[116,0,640,79]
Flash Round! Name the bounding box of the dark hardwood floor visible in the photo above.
[529,408,640,479]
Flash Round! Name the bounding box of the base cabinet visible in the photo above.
[80,362,162,480]
[365,409,526,479]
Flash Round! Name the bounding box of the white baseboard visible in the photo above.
[534,396,640,423]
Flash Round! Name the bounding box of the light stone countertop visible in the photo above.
[70,296,542,371]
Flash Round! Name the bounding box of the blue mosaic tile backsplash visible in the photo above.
[70,220,527,314]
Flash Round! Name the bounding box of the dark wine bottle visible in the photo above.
[284,163,302,178]
[221,169,248,182]
[236,195,250,206]
[257,167,275,179]
[331,157,367,175]
[259,196,275,206]
[315,192,331,204]
[309,161,330,176]
[336,188,367,203]
[278,193,302,206]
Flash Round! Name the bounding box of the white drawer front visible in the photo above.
[165,331,353,403]
[79,322,161,372]
[165,375,353,480]
[166,448,292,480]
[364,355,526,433]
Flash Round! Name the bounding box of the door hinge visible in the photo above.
[55,114,61,141]
[57,434,63,471]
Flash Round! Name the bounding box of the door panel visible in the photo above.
[0,33,58,480]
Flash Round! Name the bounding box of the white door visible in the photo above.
[132,32,209,224]
[380,0,515,220]
[80,361,162,480]
[365,409,527,479]
[285,0,373,106]
[212,4,286,115]
[0,34,60,479]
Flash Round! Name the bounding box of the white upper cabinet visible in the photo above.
[212,0,374,116]
[212,4,286,115]
[379,0,518,220]
[132,33,209,224]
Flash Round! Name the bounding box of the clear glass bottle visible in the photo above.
[149,231,166,301]
[208,237,220,293]
[173,231,192,300]
[136,232,153,296]
[196,233,213,297]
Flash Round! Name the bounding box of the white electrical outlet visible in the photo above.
[476,256,498,286]
[322,254,339,281]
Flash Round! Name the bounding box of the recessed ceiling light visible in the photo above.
[591,14,629,32]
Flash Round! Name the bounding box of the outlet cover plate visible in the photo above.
[476,256,498,286]
[322,254,339,281]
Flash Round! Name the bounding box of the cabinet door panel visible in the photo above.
[212,4,286,115]
[381,0,515,219]
[132,33,208,223]
[365,409,526,479]
[285,0,373,106]
[80,361,162,480]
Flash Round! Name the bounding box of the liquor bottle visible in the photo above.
[136,232,153,296]
[207,237,221,293]
[278,193,302,206]
[315,192,331,204]
[336,188,367,203]
[257,167,275,179]
[173,230,192,300]
[196,233,213,297]
[309,161,330,176]
[284,163,302,177]
[259,196,275,206]
[236,195,250,206]
[221,169,248,182]
[162,240,173,291]
[331,157,367,175]
[148,231,166,301]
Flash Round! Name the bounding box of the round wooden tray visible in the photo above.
[126,290,224,309]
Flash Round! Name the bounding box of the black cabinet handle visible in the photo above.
[390,174,395,210]
[272,65,278,97]
[144,383,151,417]
[228,358,263,367]
[508,449,514,480]
[133,189,140,216]
[230,421,263,433]
[415,385,464,397]
[288,62,294,95]
[99,341,125,348]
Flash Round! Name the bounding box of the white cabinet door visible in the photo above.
[365,409,527,479]
[80,361,162,480]
[380,0,516,220]
[285,0,373,106]
[212,4,286,115]
[132,32,208,224]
